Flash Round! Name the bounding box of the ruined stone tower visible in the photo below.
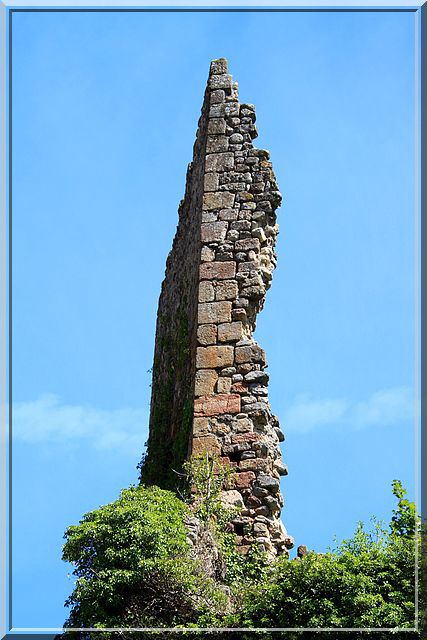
[140,58,293,557]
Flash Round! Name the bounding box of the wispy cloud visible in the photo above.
[12,393,149,455]
[11,386,415,448]
[283,386,414,433]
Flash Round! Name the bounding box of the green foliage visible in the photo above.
[183,453,269,588]
[183,452,235,523]
[390,479,418,539]
[62,479,420,637]
[62,484,225,634]
[233,487,419,631]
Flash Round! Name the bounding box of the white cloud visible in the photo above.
[283,393,348,433]
[12,393,149,455]
[11,385,415,449]
[283,386,414,433]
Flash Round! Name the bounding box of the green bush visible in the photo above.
[233,481,419,630]
[62,484,226,633]
[61,477,420,636]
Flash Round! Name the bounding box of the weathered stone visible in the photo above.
[199,281,215,303]
[204,172,219,192]
[220,489,244,509]
[208,119,227,135]
[215,280,238,301]
[244,370,269,384]
[209,73,233,90]
[205,152,234,173]
[206,135,228,153]
[203,192,235,211]
[235,344,266,364]
[235,471,256,489]
[192,435,222,455]
[218,208,238,221]
[194,394,241,417]
[197,324,217,345]
[230,133,244,144]
[192,417,210,436]
[257,474,280,494]
[200,261,236,281]
[235,237,260,252]
[196,345,234,369]
[232,432,261,444]
[201,221,228,242]
[254,522,269,536]
[142,57,289,560]
[198,301,232,324]
[220,366,236,376]
[194,369,218,396]
[274,460,288,476]
[217,376,232,394]
[201,246,215,262]
[218,321,243,342]
[210,58,228,75]
[210,89,225,104]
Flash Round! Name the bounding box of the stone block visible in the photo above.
[218,321,243,342]
[220,489,244,509]
[210,89,225,104]
[232,432,261,444]
[257,474,280,493]
[209,73,233,90]
[204,172,219,192]
[254,522,269,536]
[196,345,234,369]
[218,208,238,221]
[200,261,236,281]
[201,221,228,242]
[235,238,261,252]
[192,417,210,436]
[198,301,232,324]
[203,192,235,211]
[235,344,266,364]
[202,212,217,223]
[274,460,288,476]
[205,152,234,173]
[197,324,217,345]
[199,281,215,303]
[234,471,256,489]
[238,261,258,273]
[217,377,232,394]
[231,382,247,394]
[208,119,227,135]
[192,435,221,456]
[245,370,269,384]
[238,459,257,472]
[215,280,238,301]
[194,393,241,417]
[201,246,215,262]
[206,135,228,153]
[194,369,218,396]
[210,58,228,75]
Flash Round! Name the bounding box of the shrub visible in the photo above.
[62,484,226,634]
[234,481,419,630]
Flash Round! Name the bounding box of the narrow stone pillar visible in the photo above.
[140,58,293,557]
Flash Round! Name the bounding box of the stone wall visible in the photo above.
[141,58,293,557]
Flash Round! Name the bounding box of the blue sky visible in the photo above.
[10,9,417,629]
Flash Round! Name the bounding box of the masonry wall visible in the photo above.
[141,58,293,557]
[139,89,210,489]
